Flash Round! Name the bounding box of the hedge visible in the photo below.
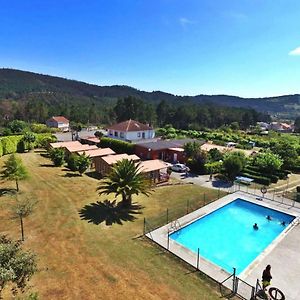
[239,172,271,186]
[99,137,135,154]
[0,133,56,157]
[243,167,278,183]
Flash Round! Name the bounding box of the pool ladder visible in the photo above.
[169,219,182,234]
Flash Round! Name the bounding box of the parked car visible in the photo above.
[170,163,190,172]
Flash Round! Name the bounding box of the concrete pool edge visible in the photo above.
[145,191,300,298]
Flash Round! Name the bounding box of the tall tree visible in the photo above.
[11,197,37,241]
[253,150,283,174]
[294,116,300,133]
[0,235,37,298]
[1,154,28,192]
[222,151,247,181]
[97,159,152,207]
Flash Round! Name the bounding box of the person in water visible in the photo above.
[262,265,272,289]
[281,221,286,226]
[266,215,272,221]
[253,223,259,230]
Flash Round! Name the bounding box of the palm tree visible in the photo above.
[98,159,152,207]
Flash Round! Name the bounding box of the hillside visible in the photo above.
[0,68,299,119]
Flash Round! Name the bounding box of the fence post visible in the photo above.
[167,230,170,250]
[187,199,189,214]
[251,286,255,300]
[166,208,169,224]
[232,268,236,292]
[196,248,200,269]
[143,217,146,235]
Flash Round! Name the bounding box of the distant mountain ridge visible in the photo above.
[0,68,299,119]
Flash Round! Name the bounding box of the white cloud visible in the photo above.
[289,47,300,56]
[179,17,195,27]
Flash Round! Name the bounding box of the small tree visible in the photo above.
[76,153,91,175]
[1,154,28,192]
[223,151,247,181]
[10,197,37,241]
[67,154,79,171]
[23,132,36,151]
[49,148,65,166]
[0,235,37,298]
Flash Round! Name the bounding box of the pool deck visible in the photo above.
[146,191,300,300]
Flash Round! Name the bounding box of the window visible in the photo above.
[109,130,113,136]
[137,132,141,138]
[114,131,118,137]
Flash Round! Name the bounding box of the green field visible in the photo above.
[0,151,227,300]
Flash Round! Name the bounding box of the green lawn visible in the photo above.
[0,151,226,300]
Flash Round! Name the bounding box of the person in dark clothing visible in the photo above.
[262,265,272,289]
[253,223,259,230]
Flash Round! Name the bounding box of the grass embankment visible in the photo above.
[0,151,225,300]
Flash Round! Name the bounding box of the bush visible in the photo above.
[67,154,79,171]
[0,136,23,155]
[99,137,135,154]
[49,148,65,166]
[35,134,57,149]
[0,142,3,157]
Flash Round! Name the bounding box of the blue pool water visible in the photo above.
[170,199,295,274]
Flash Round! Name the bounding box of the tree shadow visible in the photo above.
[40,153,50,158]
[212,179,233,188]
[79,200,144,226]
[63,172,81,178]
[85,171,103,180]
[40,163,56,168]
[0,188,17,197]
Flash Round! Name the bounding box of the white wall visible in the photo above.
[108,129,155,141]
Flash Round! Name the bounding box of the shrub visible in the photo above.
[49,148,65,166]
[240,172,271,185]
[67,154,79,171]
[0,136,23,155]
[99,137,134,154]
[0,142,3,157]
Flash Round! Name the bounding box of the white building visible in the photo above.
[107,119,155,142]
[46,116,70,132]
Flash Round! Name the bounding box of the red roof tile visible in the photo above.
[48,116,69,123]
[107,119,152,132]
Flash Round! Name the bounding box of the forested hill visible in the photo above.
[0,68,299,119]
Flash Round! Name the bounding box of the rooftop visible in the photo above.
[77,148,115,157]
[138,159,171,173]
[101,153,140,165]
[107,119,153,132]
[47,116,69,123]
[136,139,202,151]
[50,141,81,148]
[65,144,98,153]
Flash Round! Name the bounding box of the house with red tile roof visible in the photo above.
[106,119,155,142]
[46,116,70,132]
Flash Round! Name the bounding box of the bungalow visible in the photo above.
[138,159,171,183]
[95,153,140,176]
[49,141,82,149]
[77,148,115,168]
[64,144,98,156]
[46,116,70,132]
[79,136,101,145]
[134,139,200,163]
[107,119,155,142]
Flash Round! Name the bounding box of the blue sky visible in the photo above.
[1,0,300,97]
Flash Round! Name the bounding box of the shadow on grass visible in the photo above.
[40,153,50,158]
[63,172,81,178]
[0,188,17,197]
[85,171,102,180]
[212,179,232,188]
[79,199,143,226]
[40,163,56,168]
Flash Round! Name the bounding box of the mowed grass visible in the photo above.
[0,152,224,300]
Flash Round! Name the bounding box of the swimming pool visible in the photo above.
[170,199,295,274]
